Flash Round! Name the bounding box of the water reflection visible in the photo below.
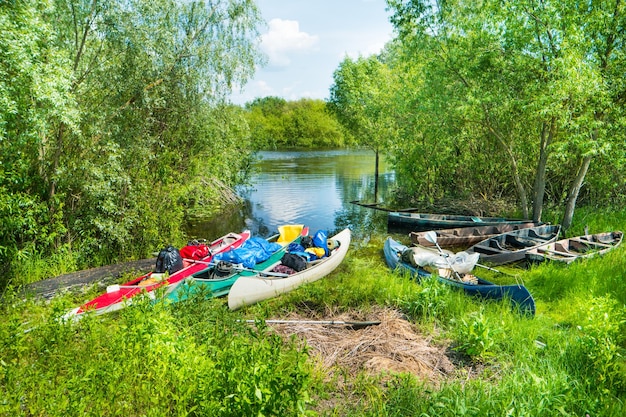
[186,149,397,241]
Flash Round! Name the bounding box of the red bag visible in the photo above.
[179,244,210,260]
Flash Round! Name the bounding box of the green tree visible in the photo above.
[0,0,264,286]
[245,96,288,148]
[49,0,264,259]
[0,0,75,275]
[283,99,345,148]
[387,0,626,227]
[244,97,346,149]
[329,55,399,201]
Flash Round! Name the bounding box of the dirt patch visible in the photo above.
[261,307,457,385]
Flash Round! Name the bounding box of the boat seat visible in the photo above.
[569,238,612,248]
[506,236,538,248]
[474,240,505,254]
[554,242,569,252]
[536,248,576,258]
[220,233,240,247]
[525,229,557,241]
[526,229,542,238]
[488,239,507,250]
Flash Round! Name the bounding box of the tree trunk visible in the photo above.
[47,122,66,202]
[562,154,592,231]
[512,166,529,219]
[485,125,529,218]
[532,118,555,222]
[374,148,380,202]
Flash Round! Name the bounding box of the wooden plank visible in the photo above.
[22,258,156,299]
[568,238,613,248]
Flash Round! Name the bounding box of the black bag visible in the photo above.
[155,245,184,274]
[300,236,313,249]
[280,253,307,272]
[214,261,234,277]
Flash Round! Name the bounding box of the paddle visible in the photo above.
[183,259,289,278]
[475,263,511,274]
[423,232,529,289]
[418,232,521,278]
[243,319,381,330]
[423,231,463,281]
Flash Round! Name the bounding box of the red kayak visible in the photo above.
[62,230,251,320]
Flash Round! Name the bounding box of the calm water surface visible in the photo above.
[187,149,397,241]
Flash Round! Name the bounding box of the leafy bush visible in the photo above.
[452,309,501,360]
[565,296,625,397]
[0,293,313,416]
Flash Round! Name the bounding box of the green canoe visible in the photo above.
[166,225,308,302]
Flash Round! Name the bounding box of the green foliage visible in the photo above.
[0,0,264,287]
[565,296,625,397]
[383,0,626,223]
[328,55,399,153]
[0,0,76,277]
[244,97,347,149]
[452,309,500,360]
[0,293,312,416]
[398,276,451,322]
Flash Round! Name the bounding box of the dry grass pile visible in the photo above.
[264,307,456,384]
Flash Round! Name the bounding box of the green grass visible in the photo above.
[1,210,625,416]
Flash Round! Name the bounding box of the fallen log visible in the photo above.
[23,258,156,299]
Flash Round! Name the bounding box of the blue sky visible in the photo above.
[229,0,395,105]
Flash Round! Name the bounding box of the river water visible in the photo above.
[186,149,398,242]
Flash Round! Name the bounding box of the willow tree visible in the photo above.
[0,0,264,283]
[50,0,264,253]
[0,0,76,278]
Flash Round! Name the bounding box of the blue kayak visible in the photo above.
[384,237,536,316]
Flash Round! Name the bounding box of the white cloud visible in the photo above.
[256,80,274,94]
[262,19,319,67]
[345,39,387,60]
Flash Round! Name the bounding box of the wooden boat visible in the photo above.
[388,211,533,232]
[228,228,351,310]
[466,224,561,265]
[525,231,623,264]
[384,237,535,315]
[167,225,309,302]
[409,222,542,248]
[62,231,251,320]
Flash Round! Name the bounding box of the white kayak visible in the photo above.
[228,228,351,310]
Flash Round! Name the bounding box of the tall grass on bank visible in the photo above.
[0,294,312,416]
[2,213,626,416]
[234,231,625,416]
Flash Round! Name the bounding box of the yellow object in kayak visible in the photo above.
[277,224,305,245]
[306,247,326,258]
[137,273,167,287]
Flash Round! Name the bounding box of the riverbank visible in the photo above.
[2,208,624,415]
